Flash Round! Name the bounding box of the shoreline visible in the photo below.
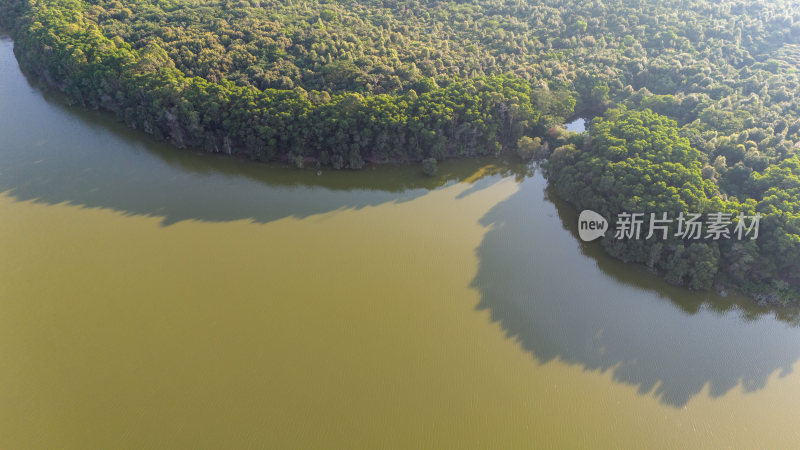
[3,5,798,306]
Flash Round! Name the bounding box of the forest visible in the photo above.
[1,0,799,302]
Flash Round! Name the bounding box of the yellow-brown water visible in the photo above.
[3,37,800,448]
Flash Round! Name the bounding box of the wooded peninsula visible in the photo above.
[2,0,799,302]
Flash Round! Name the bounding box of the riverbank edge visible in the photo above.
[0,0,556,173]
[3,5,795,306]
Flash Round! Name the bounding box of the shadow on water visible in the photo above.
[0,37,530,225]
[7,36,800,408]
[471,172,800,407]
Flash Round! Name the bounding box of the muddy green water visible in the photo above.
[3,37,800,448]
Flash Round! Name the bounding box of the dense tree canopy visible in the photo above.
[0,0,544,166]
[548,107,800,303]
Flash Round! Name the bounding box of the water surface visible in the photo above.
[3,37,800,448]
[565,117,587,133]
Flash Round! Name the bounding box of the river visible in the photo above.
[3,36,800,448]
